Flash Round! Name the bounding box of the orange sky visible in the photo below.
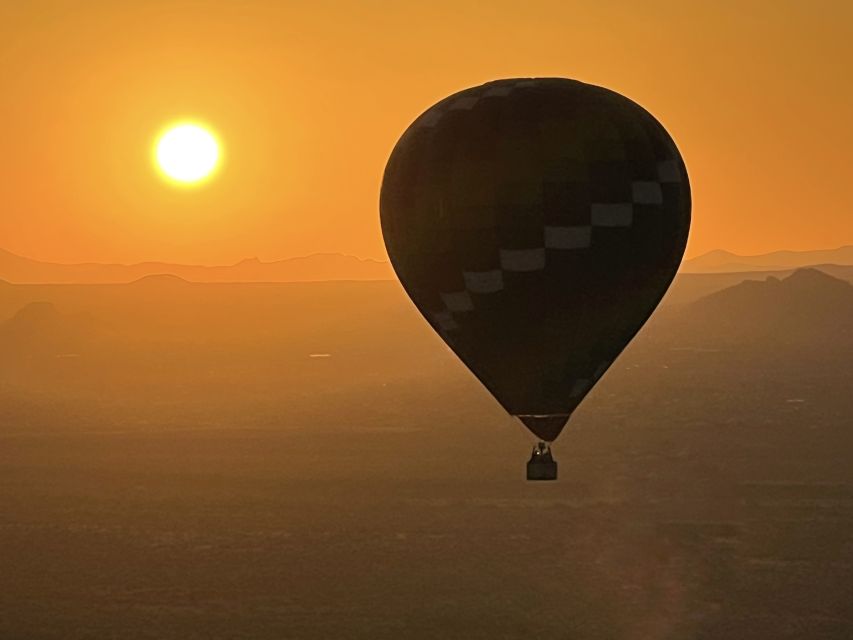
[1,1,851,265]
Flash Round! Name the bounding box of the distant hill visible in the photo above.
[681,246,853,273]
[0,301,92,358]
[674,268,853,347]
[129,274,192,286]
[0,247,395,284]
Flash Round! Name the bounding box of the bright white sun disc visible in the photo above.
[155,123,221,184]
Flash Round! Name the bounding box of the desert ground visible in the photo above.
[1,272,851,639]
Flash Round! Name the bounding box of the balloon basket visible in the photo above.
[526,442,558,481]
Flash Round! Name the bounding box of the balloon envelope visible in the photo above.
[380,78,690,441]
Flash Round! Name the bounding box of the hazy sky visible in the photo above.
[1,1,851,265]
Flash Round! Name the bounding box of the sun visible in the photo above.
[153,121,222,186]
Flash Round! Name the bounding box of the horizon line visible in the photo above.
[0,247,391,268]
[4,242,853,269]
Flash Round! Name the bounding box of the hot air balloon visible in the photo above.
[380,78,690,480]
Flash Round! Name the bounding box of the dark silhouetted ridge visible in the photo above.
[782,266,852,292]
[679,268,853,347]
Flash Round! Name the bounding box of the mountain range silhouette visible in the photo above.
[681,245,853,273]
[6,244,853,284]
[0,247,394,284]
[1,267,848,362]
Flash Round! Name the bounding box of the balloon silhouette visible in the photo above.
[380,78,690,444]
